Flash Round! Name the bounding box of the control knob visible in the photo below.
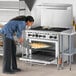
[39,35,42,37]
[54,36,57,39]
[49,36,53,38]
[36,34,38,37]
[43,35,46,38]
[28,34,31,36]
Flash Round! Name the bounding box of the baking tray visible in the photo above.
[29,42,53,49]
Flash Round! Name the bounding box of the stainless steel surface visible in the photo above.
[60,29,76,70]
[21,27,62,64]
[0,0,26,22]
[20,1,73,66]
[30,2,73,28]
[20,25,70,65]
[40,4,73,28]
[26,30,59,41]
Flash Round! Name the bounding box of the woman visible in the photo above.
[0,15,34,74]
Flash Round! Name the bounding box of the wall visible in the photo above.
[30,0,76,26]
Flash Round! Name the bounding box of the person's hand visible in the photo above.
[18,37,24,44]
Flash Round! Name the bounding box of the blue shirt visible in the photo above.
[0,20,25,40]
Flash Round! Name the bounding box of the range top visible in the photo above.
[26,26,70,40]
[31,26,70,32]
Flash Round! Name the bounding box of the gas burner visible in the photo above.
[31,26,69,32]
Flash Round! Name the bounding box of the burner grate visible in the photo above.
[48,27,70,32]
[31,26,69,32]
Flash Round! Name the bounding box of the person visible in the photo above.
[0,15,34,74]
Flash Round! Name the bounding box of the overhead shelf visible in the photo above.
[0,8,26,11]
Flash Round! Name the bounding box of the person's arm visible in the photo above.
[16,21,25,44]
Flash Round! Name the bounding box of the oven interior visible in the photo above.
[29,41,55,61]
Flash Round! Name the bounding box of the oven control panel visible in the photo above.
[25,30,59,40]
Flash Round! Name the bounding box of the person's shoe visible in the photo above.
[13,68,21,72]
[3,70,15,74]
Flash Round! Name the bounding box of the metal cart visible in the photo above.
[60,29,76,70]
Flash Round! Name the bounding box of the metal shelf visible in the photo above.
[0,0,26,22]
[0,8,26,11]
[60,30,76,70]
[63,48,76,56]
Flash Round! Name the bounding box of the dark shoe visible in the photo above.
[3,70,15,74]
[13,68,21,72]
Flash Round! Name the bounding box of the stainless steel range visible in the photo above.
[20,3,73,65]
[20,26,70,64]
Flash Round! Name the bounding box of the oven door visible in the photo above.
[27,39,59,63]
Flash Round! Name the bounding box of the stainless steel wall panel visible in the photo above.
[0,0,26,23]
[0,10,19,22]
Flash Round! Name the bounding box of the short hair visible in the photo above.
[11,15,34,22]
